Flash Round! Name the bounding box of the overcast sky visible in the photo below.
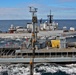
[0,0,76,20]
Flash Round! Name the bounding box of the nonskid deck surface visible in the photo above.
[0,30,63,38]
[0,30,76,38]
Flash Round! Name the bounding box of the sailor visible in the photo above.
[46,41,49,50]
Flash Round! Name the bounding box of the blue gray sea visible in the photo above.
[0,20,76,75]
[0,19,76,32]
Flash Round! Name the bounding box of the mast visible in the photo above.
[47,10,53,23]
[29,6,38,75]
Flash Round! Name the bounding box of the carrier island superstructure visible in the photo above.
[0,8,76,64]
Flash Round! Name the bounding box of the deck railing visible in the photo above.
[0,54,76,58]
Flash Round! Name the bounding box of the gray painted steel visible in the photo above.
[0,57,76,63]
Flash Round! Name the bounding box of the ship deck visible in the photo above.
[0,48,76,63]
[0,30,76,38]
[16,48,76,53]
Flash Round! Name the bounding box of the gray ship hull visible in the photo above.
[0,57,76,63]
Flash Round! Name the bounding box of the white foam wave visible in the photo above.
[0,63,76,75]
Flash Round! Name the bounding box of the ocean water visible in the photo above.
[1,63,76,75]
[0,20,32,32]
[0,19,76,75]
[0,19,76,32]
